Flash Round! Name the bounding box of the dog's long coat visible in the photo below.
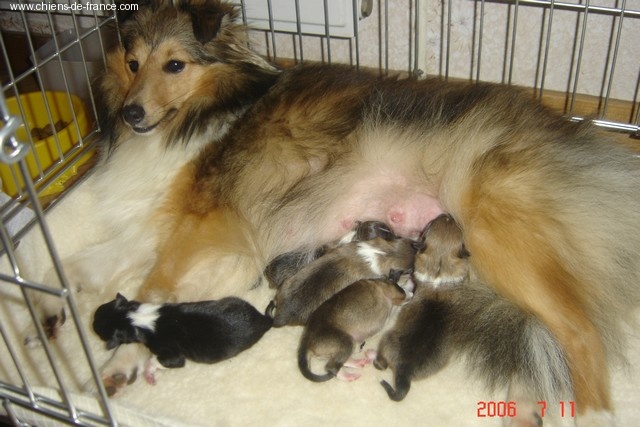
[26,0,640,421]
[151,65,640,419]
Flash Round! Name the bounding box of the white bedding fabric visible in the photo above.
[1,181,639,427]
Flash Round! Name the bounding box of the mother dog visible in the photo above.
[26,0,640,424]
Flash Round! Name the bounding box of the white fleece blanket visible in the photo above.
[1,179,639,427]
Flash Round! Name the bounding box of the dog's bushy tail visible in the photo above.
[450,284,572,403]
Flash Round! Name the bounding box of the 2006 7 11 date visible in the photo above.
[477,401,575,418]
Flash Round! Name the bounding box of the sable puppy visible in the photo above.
[375,284,570,407]
[352,220,397,242]
[298,278,407,382]
[375,216,570,409]
[264,248,325,290]
[93,293,272,368]
[412,214,470,287]
[264,220,397,290]
[267,236,415,326]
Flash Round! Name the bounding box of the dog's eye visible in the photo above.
[128,60,139,72]
[165,60,185,73]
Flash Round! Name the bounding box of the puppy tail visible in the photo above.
[297,343,334,383]
[380,372,411,402]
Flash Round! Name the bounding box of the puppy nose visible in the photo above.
[122,104,145,125]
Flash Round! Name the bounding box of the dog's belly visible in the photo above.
[325,171,444,241]
[339,191,443,240]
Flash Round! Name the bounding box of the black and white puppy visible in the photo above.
[93,293,272,369]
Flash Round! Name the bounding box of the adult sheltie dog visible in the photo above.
[27,0,640,424]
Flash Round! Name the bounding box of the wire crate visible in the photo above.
[0,1,638,425]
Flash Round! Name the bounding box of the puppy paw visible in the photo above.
[343,355,372,369]
[143,357,160,386]
[100,344,150,396]
[336,368,361,382]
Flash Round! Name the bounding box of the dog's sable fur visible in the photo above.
[35,0,640,416]
[93,293,271,368]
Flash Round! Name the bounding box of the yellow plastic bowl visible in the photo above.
[0,91,95,197]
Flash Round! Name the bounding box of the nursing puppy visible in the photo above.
[298,278,407,382]
[411,214,470,287]
[375,216,570,423]
[264,220,397,290]
[267,235,415,327]
[93,293,271,371]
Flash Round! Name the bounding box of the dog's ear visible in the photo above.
[115,0,150,24]
[190,8,226,44]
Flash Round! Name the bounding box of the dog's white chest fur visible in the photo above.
[90,135,205,231]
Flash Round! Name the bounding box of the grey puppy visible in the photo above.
[298,278,407,382]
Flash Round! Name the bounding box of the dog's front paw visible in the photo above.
[100,344,151,396]
[23,297,67,346]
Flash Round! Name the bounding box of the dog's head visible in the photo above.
[98,0,279,145]
[412,214,470,286]
[93,293,141,350]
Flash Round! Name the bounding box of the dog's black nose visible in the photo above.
[122,104,145,125]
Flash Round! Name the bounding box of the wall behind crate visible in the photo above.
[2,1,638,105]
[242,0,639,129]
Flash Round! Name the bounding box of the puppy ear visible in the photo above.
[459,245,471,259]
[106,335,121,350]
[115,293,128,306]
[412,240,426,252]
